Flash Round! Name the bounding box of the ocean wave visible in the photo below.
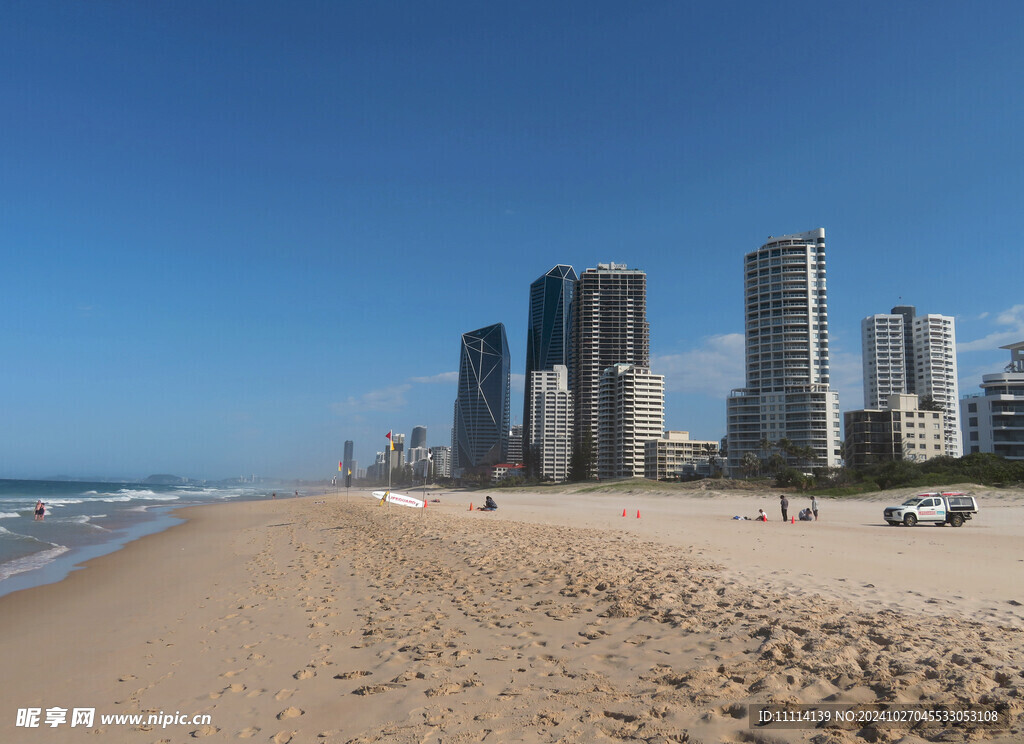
[52,515,110,531]
[0,525,51,544]
[0,544,71,582]
[0,512,21,520]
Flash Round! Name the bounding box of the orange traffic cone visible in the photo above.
[791,516,795,524]
[622,508,627,517]
[636,510,641,519]
[469,503,473,511]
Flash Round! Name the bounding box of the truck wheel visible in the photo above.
[950,513,964,528]
[903,513,917,527]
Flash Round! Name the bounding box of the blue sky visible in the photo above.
[2,1,1022,480]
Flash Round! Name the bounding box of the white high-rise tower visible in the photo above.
[726,229,841,475]
[861,306,961,458]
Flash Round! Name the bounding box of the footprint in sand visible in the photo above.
[276,707,304,720]
[190,724,220,737]
[272,732,295,744]
[293,668,316,680]
[274,689,295,701]
[236,726,260,738]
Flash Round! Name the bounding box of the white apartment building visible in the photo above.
[644,431,719,480]
[597,364,664,479]
[961,341,1024,460]
[429,446,451,478]
[861,307,961,458]
[862,314,908,409]
[912,314,961,457]
[726,229,842,475]
[528,365,573,481]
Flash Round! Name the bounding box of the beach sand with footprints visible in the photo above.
[1,485,1023,743]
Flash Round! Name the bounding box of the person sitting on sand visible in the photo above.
[481,495,498,511]
[798,508,813,521]
[757,508,768,522]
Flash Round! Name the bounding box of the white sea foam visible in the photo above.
[0,512,21,520]
[0,525,50,543]
[0,544,71,582]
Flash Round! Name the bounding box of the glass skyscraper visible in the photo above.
[523,265,577,470]
[453,323,511,473]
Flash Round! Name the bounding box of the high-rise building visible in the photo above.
[597,363,664,479]
[429,445,452,478]
[385,433,405,473]
[343,440,354,479]
[507,424,523,464]
[452,323,511,475]
[726,229,841,475]
[961,341,1024,460]
[862,314,908,409]
[571,263,649,474]
[410,426,427,450]
[912,313,961,457]
[529,365,574,481]
[523,265,578,471]
[862,306,961,457]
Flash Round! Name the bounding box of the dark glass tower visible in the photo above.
[523,265,577,470]
[343,440,354,475]
[453,323,511,473]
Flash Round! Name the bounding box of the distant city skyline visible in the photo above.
[3,3,1023,479]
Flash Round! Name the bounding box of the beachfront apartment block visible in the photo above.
[862,307,961,458]
[507,424,524,465]
[862,314,908,409]
[961,341,1024,461]
[844,393,945,468]
[644,431,720,480]
[725,229,842,475]
[572,263,649,476]
[429,445,452,478]
[597,363,664,479]
[523,264,577,473]
[452,323,511,476]
[528,365,574,482]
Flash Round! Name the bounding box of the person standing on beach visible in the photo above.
[811,496,819,521]
[779,494,789,522]
[34,501,45,521]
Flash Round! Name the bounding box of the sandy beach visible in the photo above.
[2,485,1022,743]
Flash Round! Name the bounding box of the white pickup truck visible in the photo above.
[883,491,979,527]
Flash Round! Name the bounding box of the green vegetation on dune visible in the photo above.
[810,452,1024,496]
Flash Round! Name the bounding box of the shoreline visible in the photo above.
[2,489,1021,743]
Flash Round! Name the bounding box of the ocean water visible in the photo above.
[0,479,270,598]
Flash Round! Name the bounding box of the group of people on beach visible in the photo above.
[778,494,818,521]
[749,495,818,522]
[34,500,45,520]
